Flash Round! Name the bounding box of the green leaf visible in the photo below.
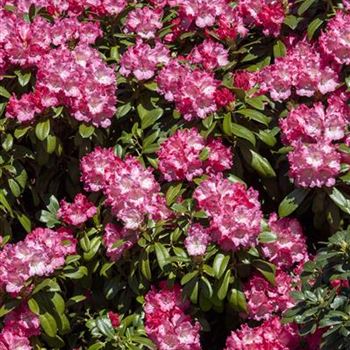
[40,313,58,337]
[15,212,31,232]
[64,266,88,279]
[273,40,286,58]
[166,183,182,206]
[15,70,31,87]
[213,254,230,280]
[96,316,115,339]
[28,298,40,315]
[189,279,199,304]
[2,134,13,151]
[35,120,50,141]
[88,343,105,350]
[116,102,132,118]
[140,251,152,281]
[298,0,316,15]
[329,188,350,215]
[8,179,21,197]
[51,293,65,315]
[154,242,170,270]
[253,259,276,285]
[228,288,248,312]
[307,18,324,40]
[45,135,57,154]
[236,109,271,126]
[141,108,164,129]
[79,124,95,138]
[181,271,199,285]
[250,150,276,177]
[217,270,231,301]
[231,122,256,146]
[0,86,11,98]
[222,113,233,136]
[278,188,310,217]
[258,231,277,243]
[0,189,14,216]
[284,15,301,30]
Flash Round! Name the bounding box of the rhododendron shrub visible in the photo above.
[1,0,350,349]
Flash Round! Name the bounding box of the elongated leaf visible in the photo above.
[278,188,310,217]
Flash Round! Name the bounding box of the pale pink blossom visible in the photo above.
[124,7,163,39]
[288,142,341,188]
[193,174,262,250]
[144,282,202,350]
[57,193,97,226]
[184,223,211,256]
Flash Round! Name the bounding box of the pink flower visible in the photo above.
[224,316,300,350]
[124,7,163,39]
[57,193,97,226]
[189,39,229,70]
[244,270,296,321]
[261,213,309,270]
[144,283,202,350]
[239,0,286,37]
[216,6,248,40]
[157,128,232,181]
[104,156,171,229]
[233,71,257,91]
[280,100,348,145]
[0,303,39,349]
[344,0,350,10]
[108,311,121,328]
[120,40,170,80]
[257,39,339,101]
[320,11,350,65]
[157,62,220,120]
[0,228,76,294]
[184,223,211,256]
[214,88,235,108]
[81,149,170,229]
[177,0,228,28]
[103,223,138,261]
[80,147,122,192]
[288,142,341,188]
[6,93,44,123]
[193,174,262,250]
[4,303,40,338]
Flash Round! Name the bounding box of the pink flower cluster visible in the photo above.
[193,174,262,251]
[4,0,127,16]
[0,303,40,350]
[224,316,300,350]
[0,227,76,294]
[57,193,97,226]
[261,214,309,270]
[288,142,341,188]
[1,9,116,127]
[120,40,170,80]
[257,39,339,101]
[280,100,349,145]
[124,7,163,39]
[184,223,211,257]
[157,128,232,181]
[176,0,228,28]
[280,92,350,188]
[144,282,201,350]
[103,223,138,261]
[320,11,350,65]
[157,60,220,120]
[188,39,229,71]
[239,0,286,37]
[80,147,170,229]
[243,270,296,321]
